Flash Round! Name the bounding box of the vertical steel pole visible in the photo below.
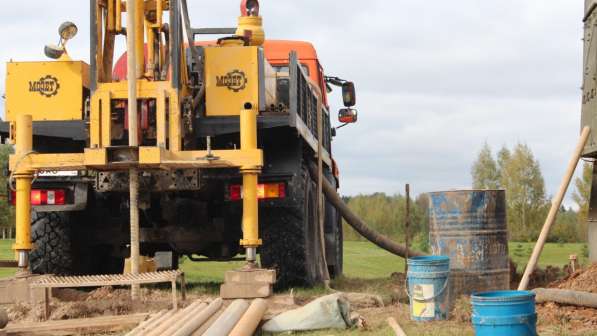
[127,0,140,300]
[134,0,145,78]
[316,87,330,285]
[13,115,34,271]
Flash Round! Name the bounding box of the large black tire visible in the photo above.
[30,212,73,275]
[261,164,326,288]
[327,205,344,278]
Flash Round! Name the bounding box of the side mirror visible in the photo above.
[342,82,356,107]
[338,108,358,124]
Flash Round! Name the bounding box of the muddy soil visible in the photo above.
[4,286,209,323]
[3,266,597,335]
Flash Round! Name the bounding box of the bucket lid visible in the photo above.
[471,290,535,302]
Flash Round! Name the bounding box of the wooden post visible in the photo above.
[518,126,591,290]
[405,184,411,273]
[387,317,408,336]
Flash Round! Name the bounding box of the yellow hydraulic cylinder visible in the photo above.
[239,107,262,263]
[13,115,34,269]
[241,173,260,246]
[240,107,257,150]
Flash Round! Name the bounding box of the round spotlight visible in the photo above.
[44,44,65,59]
[58,21,78,41]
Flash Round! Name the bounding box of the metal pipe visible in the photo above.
[313,81,330,285]
[239,107,261,263]
[107,0,116,32]
[146,18,155,78]
[161,302,208,336]
[202,299,249,336]
[134,0,145,78]
[519,126,591,290]
[534,288,597,308]
[127,0,141,300]
[156,0,163,28]
[172,298,224,336]
[126,309,169,336]
[116,0,122,32]
[14,114,33,270]
[90,0,98,92]
[228,299,268,336]
[145,300,204,336]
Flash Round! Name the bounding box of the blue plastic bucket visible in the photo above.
[471,290,537,336]
[407,256,450,321]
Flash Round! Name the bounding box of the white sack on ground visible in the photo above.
[262,293,354,332]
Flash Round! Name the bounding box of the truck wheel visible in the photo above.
[327,206,344,278]
[261,165,325,288]
[30,212,73,275]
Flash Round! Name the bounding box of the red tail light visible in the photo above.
[229,185,242,201]
[228,183,286,201]
[9,189,66,206]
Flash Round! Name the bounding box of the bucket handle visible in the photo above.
[405,276,449,302]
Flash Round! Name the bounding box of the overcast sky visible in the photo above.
[0,1,586,206]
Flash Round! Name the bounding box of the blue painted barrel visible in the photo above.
[407,256,450,321]
[428,190,510,302]
[471,291,537,336]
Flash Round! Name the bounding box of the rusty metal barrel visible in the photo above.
[428,190,510,302]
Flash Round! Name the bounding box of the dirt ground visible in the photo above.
[3,266,597,335]
[535,263,597,335]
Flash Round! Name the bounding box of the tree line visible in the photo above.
[471,142,589,243]
[0,141,591,244]
[342,142,591,246]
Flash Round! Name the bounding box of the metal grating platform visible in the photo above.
[30,270,186,320]
[30,270,183,288]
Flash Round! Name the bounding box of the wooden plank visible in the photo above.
[6,314,149,335]
[0,260,17,268]
[387,317,407,336]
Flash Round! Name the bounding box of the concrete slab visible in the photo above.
[220,283,272,299]
[0,275,48,305]
[224,269,276,285]
[220,268,276,299]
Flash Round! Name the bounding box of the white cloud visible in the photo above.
[0,1,587,208]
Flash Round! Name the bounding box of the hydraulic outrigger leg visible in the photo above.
[239,105,262,265]
[13,115,34,272]
[219,105,275,299]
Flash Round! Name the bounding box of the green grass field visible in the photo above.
[0,239,587,281]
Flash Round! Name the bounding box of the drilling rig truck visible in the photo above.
[0,0,359,287]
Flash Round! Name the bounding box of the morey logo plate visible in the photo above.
[216,70,247,92]
[29,75,60,97]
